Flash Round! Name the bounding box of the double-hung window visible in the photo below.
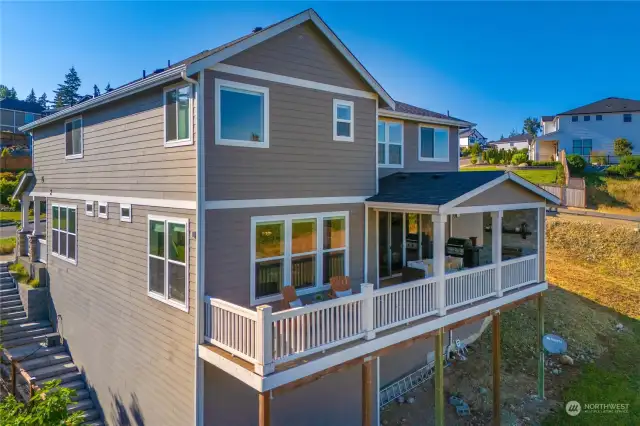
[419,125,449,162]
[333,99,354,142]
[65,117,83,159]
[215,79,269,148]
[251,212,349,305]
[148,216,189,311]
[572,139,592,156]
[164,84,192,146]
[378,120,403,167]
[52,204,77,264]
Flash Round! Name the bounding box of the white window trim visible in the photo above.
[378,119,404,168]
[418,124,450,162]
[98,201,108,219]
[214,78,270,148]
[163,83,193,147]
[51,203,78,265]
[120,204,132,223]
[85,201,94,217]
[147,215,190,312]
[333,99,354,142]
[64,116,83,159]
[250,211,350,306]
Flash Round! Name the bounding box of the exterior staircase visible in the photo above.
[0,262,103,425]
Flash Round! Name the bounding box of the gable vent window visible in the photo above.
[164,84,192,147]
[98,202,108,219]
[333,99,354,142]
[120,204,132,223]
[65,117,83,159]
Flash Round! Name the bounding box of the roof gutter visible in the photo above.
[379,109,475,128]
[19,64,187,132]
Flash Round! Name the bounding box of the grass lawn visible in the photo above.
[0,211,45,222]
[581,172,640,215]
[461,166,558,185]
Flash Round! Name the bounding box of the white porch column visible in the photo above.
[491,211,503,297]
[20,194,31,232]
[433,214,447,316]
[32,197,42,236]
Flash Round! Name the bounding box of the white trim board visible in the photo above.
[449,202,546,215]
[379,109,474,128]
[212,63,376,100]
[30,192,196,210]
[205,196,368,210]
[186,9,394,108]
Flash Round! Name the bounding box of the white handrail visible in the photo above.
[501,253,537,267]
[502,255,538,291]
[373,277,438,332]
[204,296,258,364]
[446,265,497,309]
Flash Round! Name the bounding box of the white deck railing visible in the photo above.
[204,254,539,375]
[501,254,538,291]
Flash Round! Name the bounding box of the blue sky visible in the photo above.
[2,1,639,140]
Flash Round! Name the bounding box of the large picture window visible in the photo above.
[148,216,189,311]
[64,117,83,159]
[572,139,592,156]
[52,204,77,264]
[215,79,269,148]
[251,212,349,305]
[164,84,192,146]
[419,125,449,162]
[378,120,403,167]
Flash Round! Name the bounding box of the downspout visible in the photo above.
[181,70,204,426]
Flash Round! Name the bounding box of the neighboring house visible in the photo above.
[536,97,640,162]
[0,98,44,151]
[459,127,487,148]
[13,9,559,426]
[488,133,533,152]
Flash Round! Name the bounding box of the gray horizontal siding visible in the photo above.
[205,203,365,307]
[223,21,371,91]
[204,71,377,201]
[33,82,197,201]
[379,120,460,178]
[46,198,196,426]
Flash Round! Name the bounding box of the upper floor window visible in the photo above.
[572,139,592,156]
[65,117,83,159]
[378,120,403,167]
[164,85,192,147]
[215,79,269,148]
[584,115,590,122]
[623,114,632,123]
[251,212,348,305]
[419,125,449,162]
[52,204,77,264]
[148,216,189,311]
[333,99,354,142]
[596,115,603,121]
[572,116,578,122]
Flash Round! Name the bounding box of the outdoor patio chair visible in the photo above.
[328,276,352,299]
[281,286,303,309]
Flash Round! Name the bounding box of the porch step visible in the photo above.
[82,422,105,426]
[28,362,77,382]
[68,398,94,413]
[4,343,67,363]
[20,352,71,371]
[1,320,51,335]
[1,310,28,323]
[71,388,90,402]
[2,331,58,349]
[0,298,22,308]
[0,287,19,296]
[63,380,87,391]
[1,327,54,343]
[0,282,16,290]
[0,304,26,314]
[0,291,20,301]
[35,369,82,387]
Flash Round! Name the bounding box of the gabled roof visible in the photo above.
[541,115,555,122]
[379,101,474,127]
[12,172,35,199]
[366,171,561,212]
[558,97,640,116]
[459,128,484,138]
[489,133,533,144]
[0,98,44,114]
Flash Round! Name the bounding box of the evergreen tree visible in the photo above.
[37,93,48,109]
[25,89,37,103]
[7,87,18,99]
[104,83,112,93]
[53,66,82,107]
[0,85,8,98]
[93,84,101,98]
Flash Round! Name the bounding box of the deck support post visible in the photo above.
[491,211,503,297]
[434,327,445,426]
[258,391,271,426]
[537,293,545,399]
[362,357,374,426]
[433,215,447,316]
[492,310,501,426]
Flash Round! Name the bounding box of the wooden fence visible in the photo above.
[539,150,587,208]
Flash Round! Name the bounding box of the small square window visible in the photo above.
[120,204,132,223]
[85,201,94,217]
[333,99,354,142]
[596,115,602,121]
[65,117,83,158]
[98,202,108,219]
[584,115,590,122]
[572,116,578,122]
[623,114,632,123]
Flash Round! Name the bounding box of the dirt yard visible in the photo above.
[381,217,640,426]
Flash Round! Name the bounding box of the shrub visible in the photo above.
[0,237,16,255]
[460,147,471,157]
[0,147,9,158]
[620,155,640,172]
[8,196,20,211]
[470,142,482,158]
[0,171,15,180]
[590,150,608,165]
[8,262,29,283]
[566,154,587,173]
[470,157,478,165]
[0,178,19,205]
[555,163,566,184]
[511,152,528,165]
[613,138,633,157]
[605,165,636,178]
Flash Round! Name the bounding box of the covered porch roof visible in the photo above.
[365,171,561,214]
[11,171,35,200]
[536,131,563,141]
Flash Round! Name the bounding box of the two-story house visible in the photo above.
[11,9,560,426]
[535,97,640,162]
[459,127,487,148]
[0,98,44,154]
[488,133,533,153]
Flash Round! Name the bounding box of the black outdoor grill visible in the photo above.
[445,237,480,268]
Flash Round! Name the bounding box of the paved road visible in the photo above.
[0,220,46,238]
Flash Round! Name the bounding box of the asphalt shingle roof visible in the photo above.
[0,98,44,114]
[558,97,640,115]
[541,115,555,122]
[380,101,469,124]
[489,133,533,144]
[367,171,505,206]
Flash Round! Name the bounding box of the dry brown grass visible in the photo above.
[585,174,640,216]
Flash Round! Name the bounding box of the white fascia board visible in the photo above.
[20,65,187,132]
[364,201,439,213]
[378,109,475,128]
[30,191,196,210]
